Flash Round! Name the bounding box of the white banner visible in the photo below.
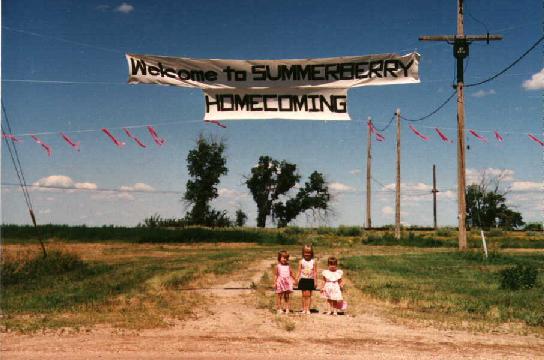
[126,52,420,120]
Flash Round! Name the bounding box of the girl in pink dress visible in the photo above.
[274,250,296,314]
[321,256,345,315]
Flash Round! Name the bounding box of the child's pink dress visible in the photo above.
[275,264,293,293]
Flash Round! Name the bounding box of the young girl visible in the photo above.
[296,244,317,315]
[274,250,296,314]
[321,256,344,315]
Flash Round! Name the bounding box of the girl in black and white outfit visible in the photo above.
[297,244,317,315]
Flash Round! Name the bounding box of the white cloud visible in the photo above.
[218,187,247,199]
[471,89,496,98]
[75,182,98,190]
[523,68,544,90]
[329,182,355,193]
[119,183,154,192]
[96,4,110,11]
[511,181,543,192]
[115,2,134,13]
[33,175,74,189]
[349,169,361,176]
[381,206,394,215]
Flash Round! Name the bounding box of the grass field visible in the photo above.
[1,226,543,334]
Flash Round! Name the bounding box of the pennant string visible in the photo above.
[528,134,544,147]
[60,132,80,151]
[469,129,488,143]
[408,124,430,141]
[147,126,166,146]
[494,130,504,142]
[204,120,227,128]
[123,128,147,148]
[101,128,125,147]
[435,128,451,143]
[30,135,52,156]
[2,133,22,142]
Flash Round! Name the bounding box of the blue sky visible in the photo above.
[2,0,542,227]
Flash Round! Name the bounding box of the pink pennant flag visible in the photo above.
[408,124,429,141]
[60,132,80,151]
[435,128,452,143]
[469,129,488,143]
[30,135,52,156]
[204,120,227,128]
[368,120,385,141]
[494,130,503,143]
[528,133,544,147]
[2,133,22,142]
[123,128,147,148]
[101,128,125,147]
[147,126,166,146]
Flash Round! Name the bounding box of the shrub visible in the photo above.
[487,228,504,238]
[499,264,538,290]
[435,228,454,237]
[336,226,363,237]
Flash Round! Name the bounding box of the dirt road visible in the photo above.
[2,259,543,359]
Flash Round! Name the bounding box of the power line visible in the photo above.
[399,91,457,122]
[465,35,544,87]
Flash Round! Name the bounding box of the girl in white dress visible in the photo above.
[321,256,344,315]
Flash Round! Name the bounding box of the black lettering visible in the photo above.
[148,66,160,76]
[384,60,399,77]
[332,95,347,113]
[130,58,147,75]
[205,95,219,113]
[252,65,266,81]
[263,95,278,111]
[266,66,281,81]
[278,95,293,111]
[369,61,383,78]
[311,65,325,80]
[250,95,263,111]
[234,94,250,110]
[292,95,308,111]
[220,95,234,111]
[205,71,217,81]
[355,62,369,79]
[178,69,191,80]
[339,63,354,80]
[308,95,320,112]
[319,95,334,112]
[398,60,414,77]
[223,66,235,81]
[278,65,296,81]
[324,64,339,80]
[234,70,246,81]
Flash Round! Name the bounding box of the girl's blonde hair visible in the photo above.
[277,250,290,262]
[301,244,314,259]
[327,256,338,266]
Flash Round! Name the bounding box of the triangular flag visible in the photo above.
[123,128,147,148]
[469,129,488,143]
[147,126,166,146]
[60,132,80,151]
[409,124,429,141]
[30,135,52,156]
[101,128,125,147]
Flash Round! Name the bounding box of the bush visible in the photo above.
[435,228,454,237]
[499,264,538,291]
[487,228,504,238]
[336,226,363,237]
[524,222,543,231]
[1,251,86,287]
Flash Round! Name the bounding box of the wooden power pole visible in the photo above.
[420,0,502,250]
[395,109,401,240]
[366,117,372,229]
[432,165,438,230]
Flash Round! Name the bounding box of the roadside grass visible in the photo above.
[0,243,265,333]
[343,251,544,330]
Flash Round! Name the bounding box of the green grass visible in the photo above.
[343,251,544,327]
[0,244,266,332]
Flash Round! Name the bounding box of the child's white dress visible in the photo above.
[322,269,343,301]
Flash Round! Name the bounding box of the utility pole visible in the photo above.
[366,116,372,229]
[432,164,438,230]
[395,109,401,240]
[419,0,502,250]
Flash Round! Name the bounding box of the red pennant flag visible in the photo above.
[123,128,147,148]
[2,133,22,142]
[60,132,80,151]
[494,131,503,143]
[101,128,125,147]
[30,135,52,156]
[469,129,488,143]
[147,126,166,146]
[368,120,385,141]
[408,124,429,141]
[435,128,452,143]
[528,134,544,147]
[204,120,227,128]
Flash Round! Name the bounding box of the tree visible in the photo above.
[246,156,330,227]
[183,134,230,227]
[466,171,524,230]
[235,209,248,227]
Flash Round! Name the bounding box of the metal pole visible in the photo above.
[432,164,438,230]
